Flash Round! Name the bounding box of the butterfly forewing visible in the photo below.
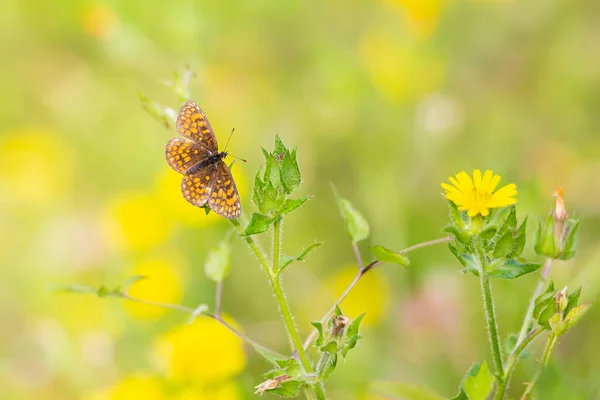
[208,161,241,219]
[165,138,210,174]
[176,101,218,152]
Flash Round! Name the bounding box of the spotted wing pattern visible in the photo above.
[181,166,216,207]
[165,138,209,174]
[176,101,218,152]
[208,161,241,219]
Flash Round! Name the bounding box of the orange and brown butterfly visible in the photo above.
[165,101,241,219]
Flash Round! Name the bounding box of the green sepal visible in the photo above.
[557,219,580,260]
[311,321,325,347]
[534,214,556,257]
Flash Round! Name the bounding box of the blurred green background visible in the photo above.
[1,0,599,399]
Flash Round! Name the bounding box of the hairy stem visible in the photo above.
[495,327,544,400]
[303,236,452,350]
[475,240,504,379]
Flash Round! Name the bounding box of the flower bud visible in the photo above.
[535,188,580,260]
[556,286,569,314]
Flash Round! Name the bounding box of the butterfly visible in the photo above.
[165,101,241,219]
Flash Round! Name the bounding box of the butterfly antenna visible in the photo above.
[223,127,247,162]
[223,128,235,152]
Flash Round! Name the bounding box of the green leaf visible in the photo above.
[273,135,286,156]
[488,259,541,279]
[504,334,518,356]
[512,217,528,257]
[493,230,514,258]
[564,286,582,316]
[535,214,556,257]
[369,382,445,400]
[54,284,98,294]
[271,380,303,397]
[479,225,497,240]
[335,193,370,242]
[254,349,292,368]
[279,242,322,272]
[242,213,279,236]
[558,219,580,260]
[320,352,338,381]
[448,242,479,276]
[463,361,494,400]
[369,245,410,267]
[346,313,366,338]
[334,304,343,317]
[321,340,338,354]
[311,321,325,347]
[341,334,361,358]
[258,182,285,215]
[563,301,593,334]
[204,239,231,282]
[447,200,466,230]
[281,149,301,194]
[450,363,483,400]
[280,197,308,214]
[443,225,472,245]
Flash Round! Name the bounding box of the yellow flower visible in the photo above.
[152,315,246,383]
[88,374,165,400]
[103,192,173,251]
[441,170,517,217]
[125,256,184,319]
[384,0,447,37]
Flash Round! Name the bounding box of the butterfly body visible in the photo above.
[165,101,241,219]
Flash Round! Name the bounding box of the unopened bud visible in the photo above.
[331,315,350,337]
[254,375,290,396]
[556,286,569,314]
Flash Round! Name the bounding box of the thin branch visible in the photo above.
[352,242,364,271]
[303,236,452,350]
[516,258,553,345]
[215,281,223,318]
[115,292,285,358]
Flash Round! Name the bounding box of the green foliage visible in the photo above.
[334,189,370,243]
[280,242,322,272]
[534,213,581,260]
[369,245,410,267]
[450,362,494,400]
[204,239,232,282]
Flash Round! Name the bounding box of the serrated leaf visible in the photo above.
[281,149,301,194]
[512,217,528,257]
[242,213,279,236]
[311,321,324,347]
[369,382,446,400]
[335,193,369,242]
[493,230,514,258]
[204,240,231,282]
[463,361,494,400]
[369,245,410,267]
[280,197,308,214]
[488,259,541,279]
[448,242,479,275]
[347,313,366,338]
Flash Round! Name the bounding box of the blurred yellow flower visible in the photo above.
[178,382,241,400]
[384,0,447,37]
[82,3,116,38]
[88,374,165,400]
[152,315,246,383]
[441,169,517,217]
[0,130,74,206]
[103,192,173,251]
[360,31,444,102]
[125,256,184,319]
[155,165,248,227]
[328,266,391,326]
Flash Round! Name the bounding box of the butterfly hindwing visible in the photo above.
[208,161,241,219]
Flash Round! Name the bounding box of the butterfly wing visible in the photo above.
[165,138,210,174]
[208,161,241,219]
[176,101,219,152]
[181,164,219,207]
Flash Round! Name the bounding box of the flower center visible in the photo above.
[473,188,492,204]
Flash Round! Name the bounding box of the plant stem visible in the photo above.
[516,258,553,345]
[495,327,544,400]
[303,236,452,350]
[520,333,558,400]
[215,281,223,317]
[352,242,363,271]
[475,240,504,379]
[270,220,327,399]
[115,293,285,358]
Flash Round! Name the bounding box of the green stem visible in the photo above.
[516,258,553,345]
[229,218,271,272]
[475,240,504,379]
[520,333,558,400]
[495,328,544,400]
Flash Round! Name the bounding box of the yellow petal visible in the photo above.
[488,174,501,192]
[481,170,493,192]
[488,184,517,207]
[472,169,482,188]
[455,171,473,191]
